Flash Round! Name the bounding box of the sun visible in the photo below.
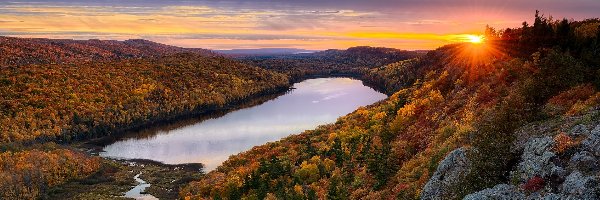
[466,35,484,44]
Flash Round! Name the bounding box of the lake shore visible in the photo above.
[98,78,386,170]
[61,77,387,199]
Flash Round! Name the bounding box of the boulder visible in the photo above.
[570,151,599,172]
[549,165,567,180]
[516,137,556,182]
[582,124,600,156]
[568,124,590,137]
[421,148,470,200]
[462,184,525,200]
[525,193,566,200]
[560,170,599,200]
[461,123,600,200]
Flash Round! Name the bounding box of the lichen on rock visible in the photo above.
[515,136,556,182]
[458,117,600,200]
[560,170,599,200]
[421,147,471,200]
[462,184,525,200]
[582,124,600,156]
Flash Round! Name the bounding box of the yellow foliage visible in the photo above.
[567,92,600,116]
[553,132,576,154]
[0,148,101,199]
[295,161,320,184]
[373,112,387,120]
[294,184,304,195]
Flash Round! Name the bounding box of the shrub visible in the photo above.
[553,132,575,154]
[522,176,545,192]
[545,84,596,116]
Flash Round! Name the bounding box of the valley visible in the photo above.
[1,10,600,200]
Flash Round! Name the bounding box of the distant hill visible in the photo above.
[0,37,217,66]
[238,46,427,83]
[215,48,316,56]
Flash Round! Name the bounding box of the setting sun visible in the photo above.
[3,1,600,199]
[466,35,484,44]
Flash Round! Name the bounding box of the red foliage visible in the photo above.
[545,84,596,116]
[522,176,545,192]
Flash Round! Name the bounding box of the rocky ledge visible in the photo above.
[422,110,600,200]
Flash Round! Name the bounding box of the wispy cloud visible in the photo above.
[1,0,599,50]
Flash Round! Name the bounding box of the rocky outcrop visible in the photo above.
[461,123,600,200]
[570,151,598,172]
[568,124,590,137]
[525,193,566,200]
[582,124,600,156]
[417,107,600,200]
[515,136,556,182]
[421,148,470,200]
[560,171,599,199]
[462,184,525,200]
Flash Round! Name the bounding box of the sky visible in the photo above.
[1,0,599,50]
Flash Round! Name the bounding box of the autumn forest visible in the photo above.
[1,3,600,200]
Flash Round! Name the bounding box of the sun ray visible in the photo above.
[466,35,484,44]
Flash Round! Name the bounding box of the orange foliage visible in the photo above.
[181,43,526,199]
[0,147,101,199]
[1,39,289,143]
[567,92,600,116]
[553,132,577,154]
[545,84,596,116]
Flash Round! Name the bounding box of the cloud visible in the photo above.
[1,0,599,50]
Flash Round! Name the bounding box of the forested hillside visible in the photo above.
[0,36,421,199]
[0,37,289,199]
[0,143,101,199]
[181,13,600,199]
[239,46,424,83]
[0,37,216,66]
[1,55,289,143]
[2,11,600,200]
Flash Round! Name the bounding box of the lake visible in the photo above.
[100,78,387,171]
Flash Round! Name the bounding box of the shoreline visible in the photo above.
[58,75,389,199]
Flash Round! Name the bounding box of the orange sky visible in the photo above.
[1,0,599,50]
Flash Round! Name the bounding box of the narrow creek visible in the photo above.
[124,173,158,200]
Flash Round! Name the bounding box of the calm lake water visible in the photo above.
[100,78,387,171]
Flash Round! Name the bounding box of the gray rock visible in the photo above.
[593,124,600,135]
[463,184,525,200]
[568,124,590,137]
[582,124,600,156]
[421,148,470,200]
[526,193,567,200]
[516,137,556,182]
[560,171,599,200]
[570,151,599,172]
[549,166,567,180]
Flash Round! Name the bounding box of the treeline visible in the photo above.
[0,52,289,143]
[181,12,600,199]
[0,143,101,199]
[0,37,424,199]
[239,46,425,85]
[486,10,600,75]
[0,37,217,67]
[0,37,291,199]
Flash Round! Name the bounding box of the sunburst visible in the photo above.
[466,35,484,44]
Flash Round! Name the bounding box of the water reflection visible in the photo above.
[100,78,387,171]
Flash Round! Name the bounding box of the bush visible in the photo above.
[522,176,545,192]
